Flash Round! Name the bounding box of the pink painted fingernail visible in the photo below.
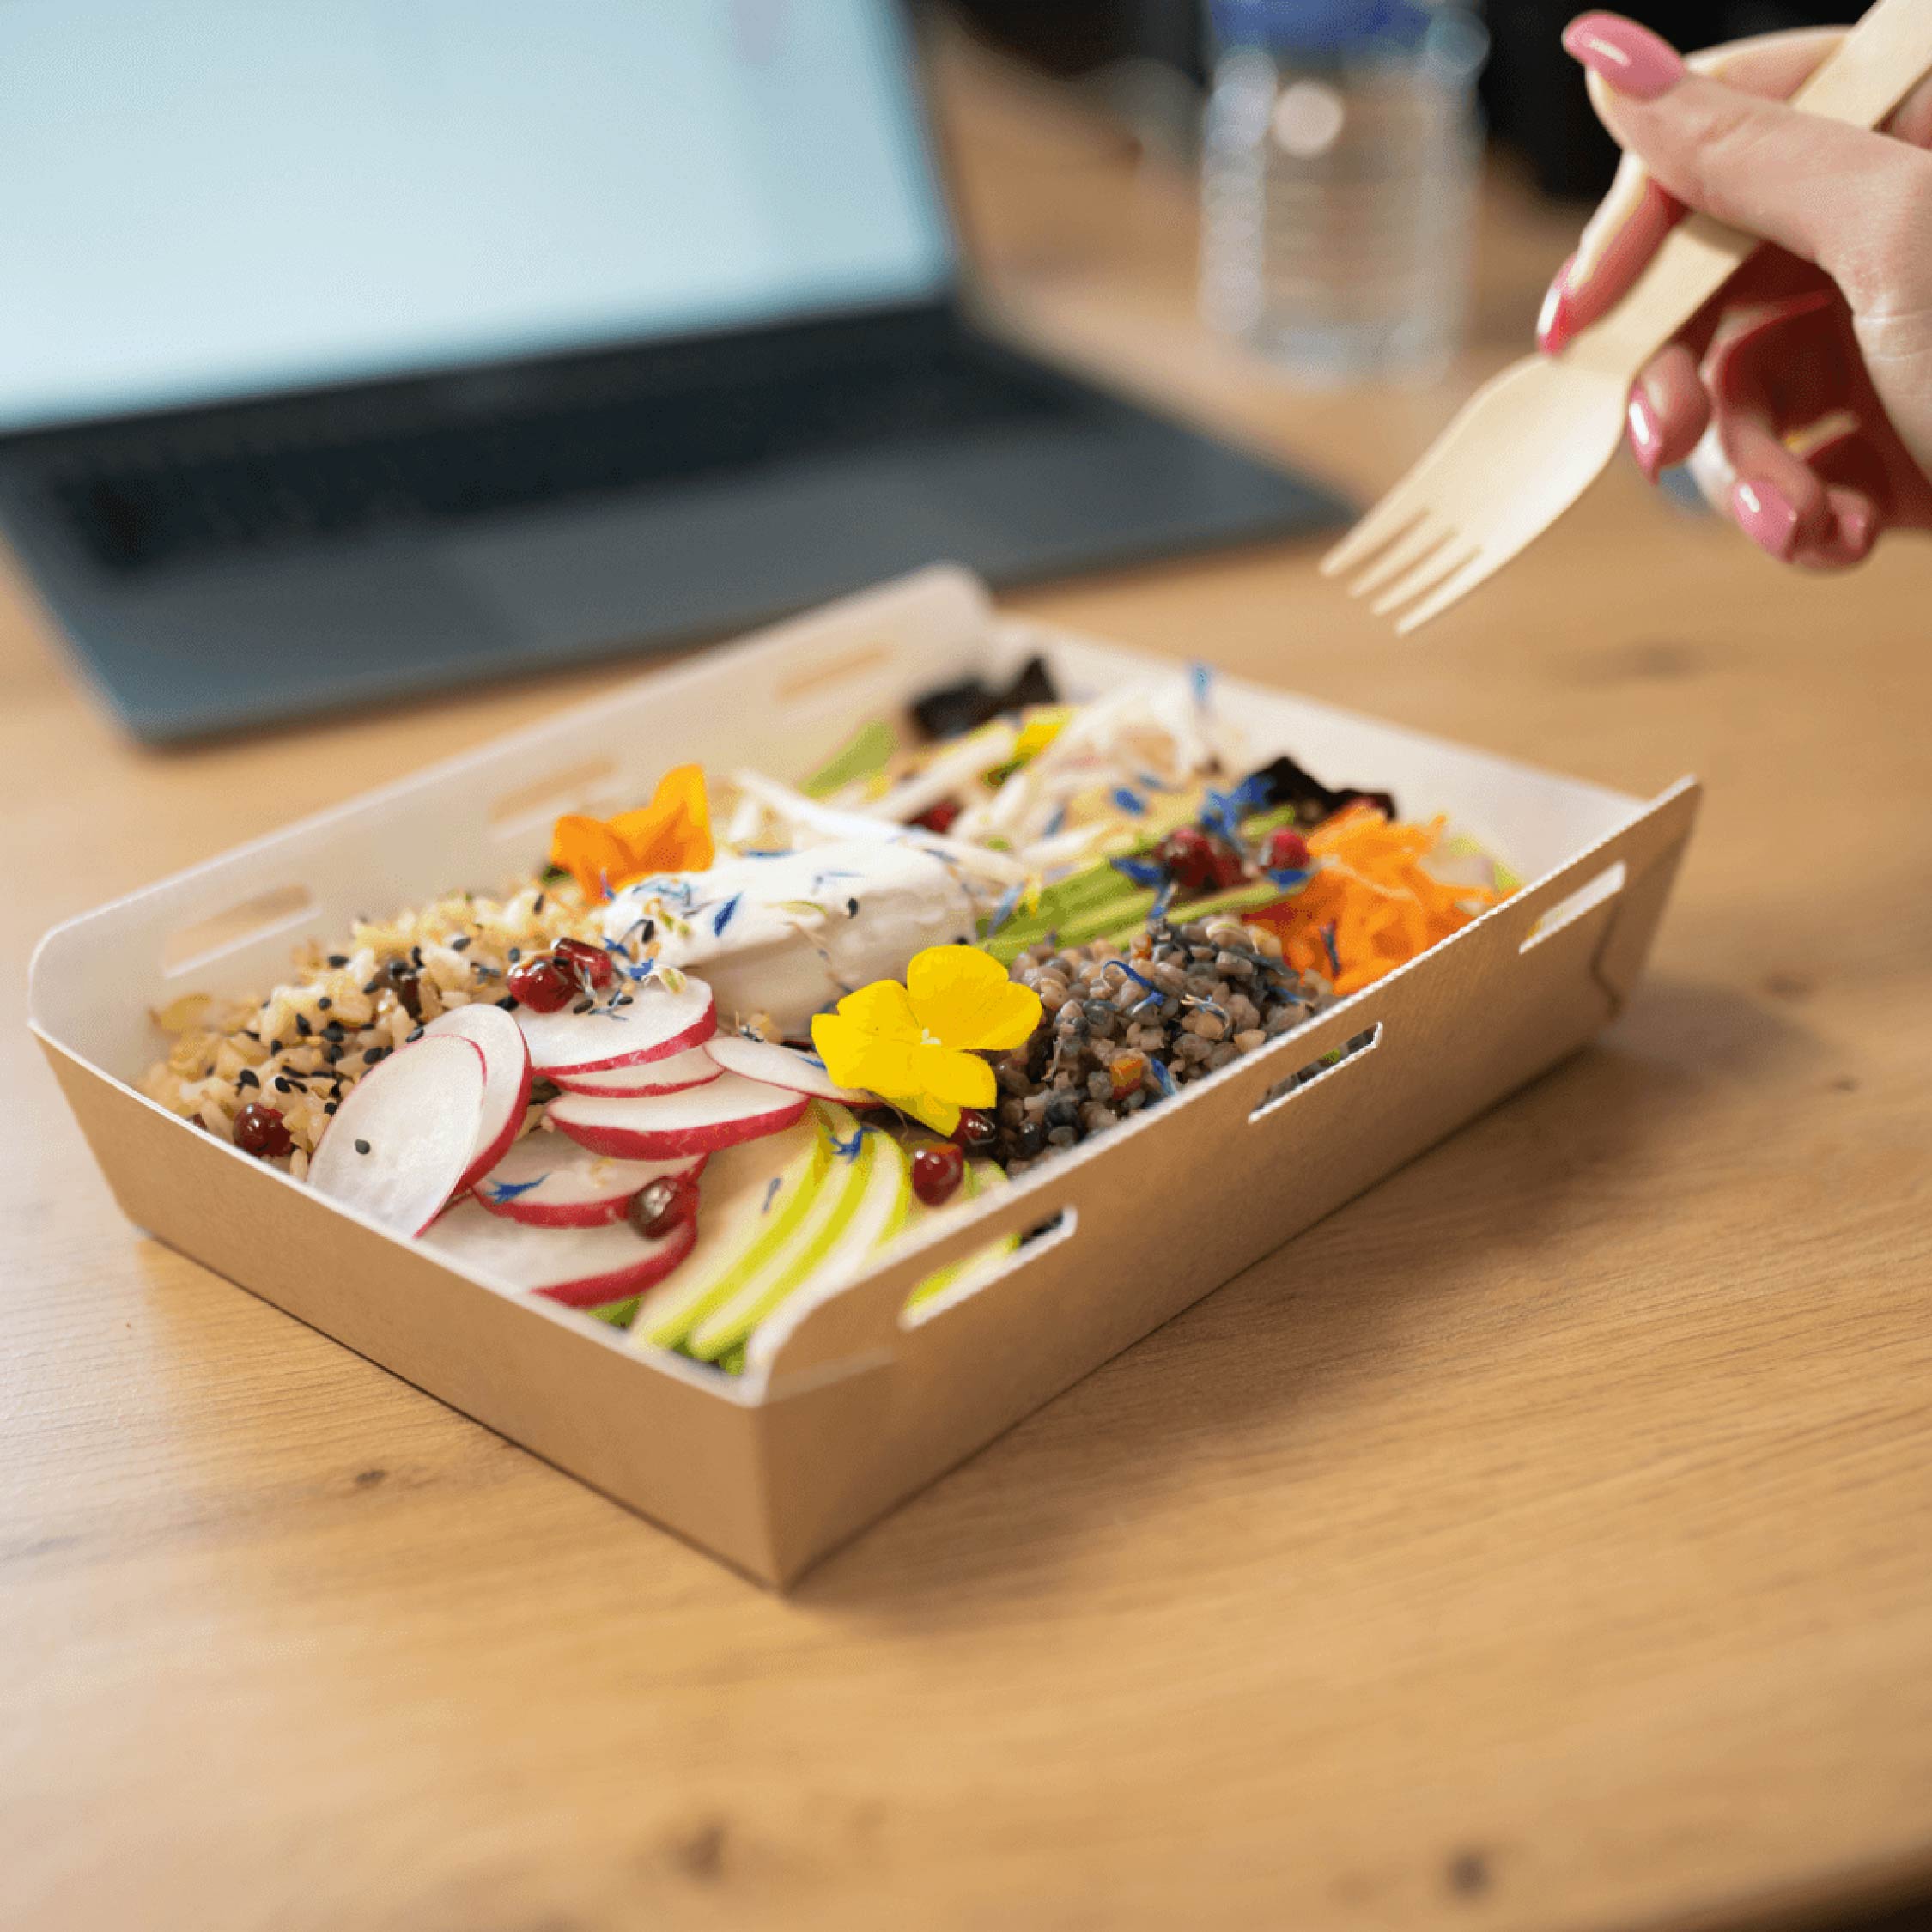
[1733,480,1800,560]
[1626,390,1664,483]
[1563,14,1685,100]
[1538,253,1580,355]
[1838,502,1876,554]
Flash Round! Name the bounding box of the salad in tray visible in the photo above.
[141,659,1515,1372]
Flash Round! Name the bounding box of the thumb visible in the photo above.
[1564,13,1932,309]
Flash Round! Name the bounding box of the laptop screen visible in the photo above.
[0,0,956,434]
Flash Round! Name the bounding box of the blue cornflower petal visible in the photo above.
[482,1176,546,1203]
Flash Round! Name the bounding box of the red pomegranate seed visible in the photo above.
[1263,828,1311,872]
[911,1141,965,1206]
[1157,826,1218,893]
[233,1102,294,1159]
[629,1171,700,1237]
[912,799,962,835]
[507,955,577,1012]
[555,936,614,991]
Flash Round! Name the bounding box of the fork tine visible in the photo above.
[1369,543,1479,620]
[1320,489,1433,579]
[1346,518,1455,600]
[1393,546,1510,635]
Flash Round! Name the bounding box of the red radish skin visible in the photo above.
[513,975,715,1077]
[309,1036,487,1236]
[422,1003,534,1192]
[473,1140,707,1230]
[549,1044,723,1098]
[548,1072,807,1161]
[701,1033,877,1104]
[422,1195,698,1307]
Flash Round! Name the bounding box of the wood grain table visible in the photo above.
[6,42,1930,1932]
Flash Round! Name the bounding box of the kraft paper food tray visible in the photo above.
[30,566,1700,1587]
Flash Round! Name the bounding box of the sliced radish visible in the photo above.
[549,1072,808,1160]
[473,1135,706,1228]
[702,1033,877,1104]
[422,1003,533,1191]
[421,1195,698,1308]
[513,975,715,1077]
[549,1043,722,1097]
[309,1036,486,1236]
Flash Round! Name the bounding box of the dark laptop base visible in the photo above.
[0,304,1349,741]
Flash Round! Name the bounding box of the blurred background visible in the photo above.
[0,0,1877,742]
[950,0,1862,196]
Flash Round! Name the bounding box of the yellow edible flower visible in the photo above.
[1012,708,1070,762]
[811,945,1042,1134]
[550,764,714,899]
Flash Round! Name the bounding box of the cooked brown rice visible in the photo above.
[139,878,598,1172]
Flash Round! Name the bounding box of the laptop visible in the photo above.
[0,0,1347,743]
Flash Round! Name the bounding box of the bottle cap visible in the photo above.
[1211,0,1434,54]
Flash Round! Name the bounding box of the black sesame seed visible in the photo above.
[361,977,382,995]
[294,1013,312,1036]
[324,1045,343,1064]
[326,954,349,969]
[353,1138,371,1156]
[496,994,517,1010]
[846,897,860,917]
[364,1045,391,1066]
[450,936,471,951]
[236,1068,260,1090]
[322,1022,344,1043]
[573,999,593,1015]
[405,1025,424,1042]
[533,893,546,914]
[324,1101,337,1115]
[507,947,521,963]
[316,995,331,1011]
[273,1078,294,1094]
[638,920,656,945]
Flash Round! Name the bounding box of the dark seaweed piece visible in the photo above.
[909,653,1060,741]
[1240,754,1395,828]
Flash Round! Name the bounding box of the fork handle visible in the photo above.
[1573,0,1932,375]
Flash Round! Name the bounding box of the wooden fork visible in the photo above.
[1322,0,1932,635]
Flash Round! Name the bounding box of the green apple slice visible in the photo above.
[687,1124,914,1362]
[625,1106,843,1349]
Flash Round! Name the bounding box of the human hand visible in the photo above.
[1537,13,1932,569]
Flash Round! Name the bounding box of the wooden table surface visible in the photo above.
[7,42,1930,1932]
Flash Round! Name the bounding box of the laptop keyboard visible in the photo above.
[43,331,1088,576]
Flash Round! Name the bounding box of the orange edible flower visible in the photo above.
[550,764,714,899]
[1246,805,1506,995]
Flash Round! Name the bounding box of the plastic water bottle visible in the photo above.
[1201,0,1490,383]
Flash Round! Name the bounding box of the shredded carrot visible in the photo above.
[1246,805,1507,993]
[550,763,714,899]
